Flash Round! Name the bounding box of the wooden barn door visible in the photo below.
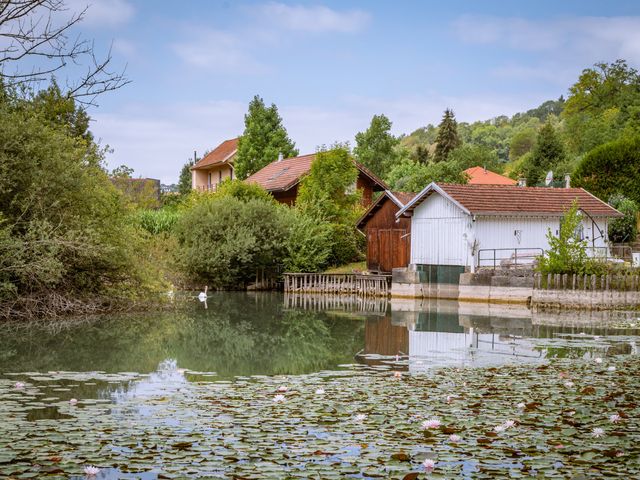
[392,229,410,269]
[379,230,392,272]
[367,228,380,271]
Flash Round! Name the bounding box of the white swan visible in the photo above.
[198,286,208,301]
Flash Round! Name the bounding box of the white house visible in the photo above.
[396,183,622,270]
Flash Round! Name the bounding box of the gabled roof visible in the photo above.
[464,166,517,185]
[192,138,239,170]
[245,153,389,193]
[397,183,622,218]
[357,190,416,230]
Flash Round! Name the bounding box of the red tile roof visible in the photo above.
[245,154,316,192]
[357,190,416,229]
[464,166,517,185]
[400,183,622,217]
[192,138,239,170]
[245,154,388,192]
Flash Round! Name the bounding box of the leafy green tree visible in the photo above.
[385,158,467,192]
[538,201,602,275]
[297,145,361,224]
[178,157,196,195]
[573,136,640,204]
[214,179,274,203]
[447,144,501,172]
[235,95,298,179]
[111,165,134,178]
[354,114,400,177]
[413,144,430,164]
[0,89,157,308]
[433,109,461,162]
[608,194,638,243]
[281,210,332,273]
[509,128,537,161]
[563,60,640,153]
[31,81,93,141]
[522,121,566,186]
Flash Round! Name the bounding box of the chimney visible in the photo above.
[564,173,571,189]
[193,150,197,163]
[277,152,283,162]
[517,178,526,187]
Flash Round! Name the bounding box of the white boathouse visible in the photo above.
[396,183,622,271]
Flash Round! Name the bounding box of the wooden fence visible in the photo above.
[534,273,640,291]
[284,293,388,314]
[283,273,391,297]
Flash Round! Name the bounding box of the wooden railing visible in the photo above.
[283,273,391,297]
[534,273,640,291]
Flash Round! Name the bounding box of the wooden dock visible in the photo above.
[283,273,391,297]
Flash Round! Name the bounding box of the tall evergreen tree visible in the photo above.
[234,95,298,179]
[178,156,197,195]
[523,122,566,186]
[433,109,461,162]
[353,114,399,177]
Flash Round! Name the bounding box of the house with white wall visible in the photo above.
[396,183,622,272]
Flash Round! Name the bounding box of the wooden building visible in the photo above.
[245,153,387,206]
[356,191,415,273]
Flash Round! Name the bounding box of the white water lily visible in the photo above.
[421,418,441,430]
[591,427,605,438]
[315,388,325,395]
[422,458,436,472]
[609,414,621,423]
[564,381,574,388]
[83,465,100,476]
[494,425,505,433]
[503,420,516,429]
[516,402,526,410]
[69,398,78,405]
[273,394,285,403]
[608,366,616,372]
[393,371,402,378]
[567,410,576,416]
[14,382,25,389]
[449,434,461,442]
[595,357,603,364]
[354,413,367,422]
[277,386,288,392]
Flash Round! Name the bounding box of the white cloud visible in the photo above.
[171,29,268,73]
[67,0,135,27]
[112,38,136,57]
[453,15,640,58]
[258,2,371,33]
[92,93,544,184]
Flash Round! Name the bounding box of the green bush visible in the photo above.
[328,223,365,267]
[608,194,639,243]
[573,136,640,204]
[538,201,605,275]
[175,196,289,288]
[281,210,333,273]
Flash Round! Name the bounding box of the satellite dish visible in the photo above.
[545,170,553,186]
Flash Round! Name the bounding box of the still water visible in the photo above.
[1,292,639,378]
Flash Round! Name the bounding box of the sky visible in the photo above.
[56,0,640,183]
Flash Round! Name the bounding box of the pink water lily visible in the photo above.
[502,420,516,429]
[595,357,603,364]
[83,465,100,476]
[69,398,78,405]
[393,371,402,378]
[422,458,436,473]
[14,382,25,389]
[609,414,621,423]
[449,434,461,442]
[421,418,441,430]
[591,427,605,438]
[277,386,288,392]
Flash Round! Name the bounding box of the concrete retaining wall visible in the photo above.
[532,288,640,310]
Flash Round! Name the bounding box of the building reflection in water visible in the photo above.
[303,294,640,371]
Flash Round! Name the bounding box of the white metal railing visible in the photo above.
[477,248,544,269]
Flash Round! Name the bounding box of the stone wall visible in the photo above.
[532,289,640,310]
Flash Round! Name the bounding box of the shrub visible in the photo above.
[538,201,605,275]
[608,194,639,243]
[175,196,289,288]
[328,224,365,267]
[281,210,333,273]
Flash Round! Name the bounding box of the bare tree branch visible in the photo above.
[0,0,129,103]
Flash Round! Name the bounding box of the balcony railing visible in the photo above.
[196,184,218,192]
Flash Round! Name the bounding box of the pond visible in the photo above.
[1,292,639,478]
